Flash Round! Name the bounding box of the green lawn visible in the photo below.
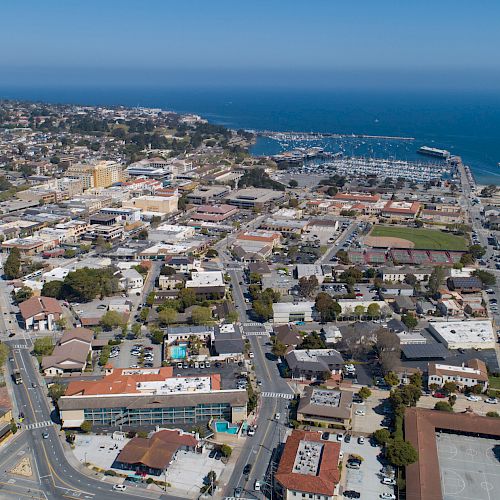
[370,226,468,251]
[489,375,500,390]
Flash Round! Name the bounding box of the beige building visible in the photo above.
[66,161,125,189]
[123,195,179,214]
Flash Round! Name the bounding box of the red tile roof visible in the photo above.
[19,296,62,320]
[275,430,340,496]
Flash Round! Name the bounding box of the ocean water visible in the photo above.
[1,86,499,184]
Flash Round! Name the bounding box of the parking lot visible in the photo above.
[172,361,247,390]
[335,435,396,499]
[437,433,500,500]
[112,338,162,369]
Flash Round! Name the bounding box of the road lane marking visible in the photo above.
[261,392,294,400]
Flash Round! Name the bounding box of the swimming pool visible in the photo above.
[170,343,187,359]
[215,421,239,435]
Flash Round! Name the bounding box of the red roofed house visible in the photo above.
[275,429,341,500]
[115,429,200,476]
[381,200,421,220]
[18,296,62,331]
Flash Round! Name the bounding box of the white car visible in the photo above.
[337,433,344,441]
[249,352,254,359]
[485,397,498,404]
[274,413,281,420]
[355,409,366,416]
[466,395,481,402]
[380,494,396,500]
[113,484,127,491]
[254,480,261,491]
[382,477,396,485]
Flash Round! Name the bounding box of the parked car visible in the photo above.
[344,434,351,443]
[113,484,127,491]
[254,480,261,491]
[234,487,243,498]
[466,395,481,402]
[346,461,361,469]
[209,449,217,459]
[433,392,446,398]
[380,494,396,500]
[355,409,366,416]
[358,436,365,445]
[485,397,498,404]
[343,491,361,498]
[382,477,396,485]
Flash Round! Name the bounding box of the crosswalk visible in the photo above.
[243,322,264,327]
[244,331,269,337]
[12,344,29,349]
[260,392,294,400]
[25,420,53,430]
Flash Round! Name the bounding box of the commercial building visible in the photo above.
[190,204,238,222]
[41,327,96,376]
[428,320,495,349]
[185,271,226,299]
[58,366,247,428]
[186,185,230,205]
[297,387,353,429]
[381,201,421,219]
[148,224,195,243]
[428,359,489,390]
[273,302,315,324]
[125,157,173,179]
[225,188,285,209]
[115,429,200,476]
[19,296,63,331]
[66,161,124,189]
[381,267,434,282]
[285,349,344,381]
[275,429,341,500]
[122,195,179,215]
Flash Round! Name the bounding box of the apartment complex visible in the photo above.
[66,160,125,189]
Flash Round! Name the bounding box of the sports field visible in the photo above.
[368,226,468,251]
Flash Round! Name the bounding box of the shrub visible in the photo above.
[434,401,453,412]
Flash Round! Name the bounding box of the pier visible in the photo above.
[255,130,415,141]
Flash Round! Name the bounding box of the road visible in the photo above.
[223,269,293,499]
[316,220,357,265]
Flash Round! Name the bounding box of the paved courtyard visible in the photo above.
[436,433,500,500]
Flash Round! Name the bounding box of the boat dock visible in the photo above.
[256,130,415,141]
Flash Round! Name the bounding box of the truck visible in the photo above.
[13,369,22,385]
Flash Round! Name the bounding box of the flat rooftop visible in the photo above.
[137,375,212,395]
[309,389,341,408]
[293,440,323,476]
[429,320,495,343]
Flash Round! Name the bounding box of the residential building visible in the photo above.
[275,429,341,500]
[447,276,483,293]
[297,386,353,429]
[66,161,124,189]
[427,359,489,390]
[58,366,248,428]
[381,267,433,282]
[165,325,215,345]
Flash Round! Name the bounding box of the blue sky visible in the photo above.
[1,0,499,89]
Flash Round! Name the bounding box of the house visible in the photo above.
[158,273,185,290]
[285,349,344,381]
[427,359,489,391]
[392,296,417,315]
[115,429,200,476]
[41,327,94,376]
[297,386,353,430]
[275,429,341,500]
[273,302,315,324]
[19,296,63,331]
[447,276,483,293]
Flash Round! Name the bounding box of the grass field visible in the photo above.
[369,226,468,251]
[489,375,500,390]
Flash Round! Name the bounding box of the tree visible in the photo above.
[62,267,119,302]
[470,384,484,395]
[409,372,423,388]
[4,247,21,279]
[33,337,54,356]
[384,372,399,387]
[13,286,33,304]
[335,249,349,265]
[472,269,496,286]
[428,266,445,297]
[150,327,164,345]
[299,331,326,350]
[99,310,126,331]
[137,229,148,240]
[358,387,372,400]
[252,300,273,322]
[391,384,422,407]
[80,420,93,433]
[386,440,418,467]
[442,381,458,394]
[249,272,262,284]
[139,307,150,323]
[191,306,212,325]
[131,323,142,338]
[298,276,319,298]
[434,401,453,412]
[401,314,418,330]
[272,340,287,357]
[220,444,232,458]
[158,307,177,326]
[99,345,111,366]
[205,248,218,258]
[404,274,417,286]
[48,383,66,403]
[315,293,341,322]
[160,265,176,276]
[64,248,77,259]
[372,428,391,445]
[178,288,197,310]
[376,329,401,374]
[288,179,298,188]
[367,303,381,318]
[468,244,486,260]
[354,305,366,319]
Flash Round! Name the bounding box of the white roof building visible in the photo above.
[428,320,495,349]
[186,271,225,288]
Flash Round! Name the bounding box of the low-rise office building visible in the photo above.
[225,188,285,209]
[428,320,495,349]
[297,386,353,430]
[285,349,344,381]
[428,359,489,391]
[273,302,315,324]
[275,429,341,500]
